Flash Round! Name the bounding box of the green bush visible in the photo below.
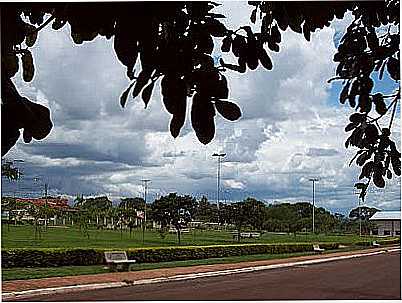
[355,237,400,247]
[2,248,104,268]
[2,243,341,268]
[377,238,400,245]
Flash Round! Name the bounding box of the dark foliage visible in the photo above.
[349,206,380,221]
[151,193,198,244]
[1,161,22,180]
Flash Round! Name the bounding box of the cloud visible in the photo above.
[224,179,246,190]
[306,148,339,157]
[5,3,400,213]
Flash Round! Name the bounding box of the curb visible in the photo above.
[2,247,400,301]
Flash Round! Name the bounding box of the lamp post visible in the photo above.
[309,178,319,234]
[141,179,150,245]
[212,153,226,224]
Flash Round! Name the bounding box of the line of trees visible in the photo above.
[2,194,377,243]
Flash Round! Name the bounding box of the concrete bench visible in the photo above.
[232,232,261,240]
[372,241,381,247]
[313,244,325,253]
[169,228,190,233]
[104,251,136,272]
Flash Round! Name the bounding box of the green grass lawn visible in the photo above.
[1,224,376,249]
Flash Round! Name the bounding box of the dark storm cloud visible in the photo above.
[182,171,212,180]
[306,147,339,157]
[162,151,186,158]
[20,142,147,166]
[1,159,129,199]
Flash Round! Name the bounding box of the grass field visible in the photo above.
[1,224,376,249]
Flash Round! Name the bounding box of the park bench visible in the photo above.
[372,241,380,247]
[232,232,261,240]
[104,251,136,272]
[313,244,325,254]
[169,228,190,233]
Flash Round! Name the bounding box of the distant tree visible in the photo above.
[119,197,145,210]
[349,206,380,221]
[314,207,337,234]
[119,198,144,236]
[40,203,55,231]
[79,196,112,211]
[194,196,218,223]
[243,198,267,231]
[26,204,42,240]
[73,194,85,208]
[226,201,248,242]
[76,209,91,239]
[152,193,198,244]
[1,161,22,180]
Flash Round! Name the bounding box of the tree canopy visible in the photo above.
[151,193,198,243]
[349,205,380,220]
[1,1,400,199]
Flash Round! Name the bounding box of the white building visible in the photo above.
[369,211,401,237]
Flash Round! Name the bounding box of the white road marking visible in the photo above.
[2,247,400,301]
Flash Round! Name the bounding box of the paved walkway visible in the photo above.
[2,246,397,293]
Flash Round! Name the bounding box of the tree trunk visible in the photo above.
[177,228,181,245]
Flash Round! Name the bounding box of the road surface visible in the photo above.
[11,251,401,301]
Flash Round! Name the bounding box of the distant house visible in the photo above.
[369,211,401,236]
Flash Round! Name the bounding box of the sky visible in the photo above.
[2,2,400,215]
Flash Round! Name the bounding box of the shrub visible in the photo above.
[355,237,400,247]
[377,238,400,246]
[2,248,104,268]
[2,242,342,268]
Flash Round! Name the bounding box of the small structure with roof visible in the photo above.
[369,210,400,236]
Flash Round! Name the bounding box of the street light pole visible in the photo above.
[141,179,150,245]
[309,178,319,234]
[212,153,226,224]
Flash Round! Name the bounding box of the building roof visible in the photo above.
[369,211,401,221]
[15,198,69,209]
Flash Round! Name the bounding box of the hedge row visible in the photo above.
[355,237,400,247]
[2,243,341,268]
[2,248,104,268]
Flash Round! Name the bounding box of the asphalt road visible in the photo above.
[13,251,401,301]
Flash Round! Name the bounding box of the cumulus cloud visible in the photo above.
[5,3,400,213]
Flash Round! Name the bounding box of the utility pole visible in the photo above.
[212,153,226,224]
[141,179,150,245]
[309,178,319,234]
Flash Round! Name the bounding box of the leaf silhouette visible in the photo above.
[387,57,400,81]
[257,46,273,70]
[22,51,34,82]
[141,81,155,108]
[132,69,153,99]
[120,82,135,108]
[191,93,215,144]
